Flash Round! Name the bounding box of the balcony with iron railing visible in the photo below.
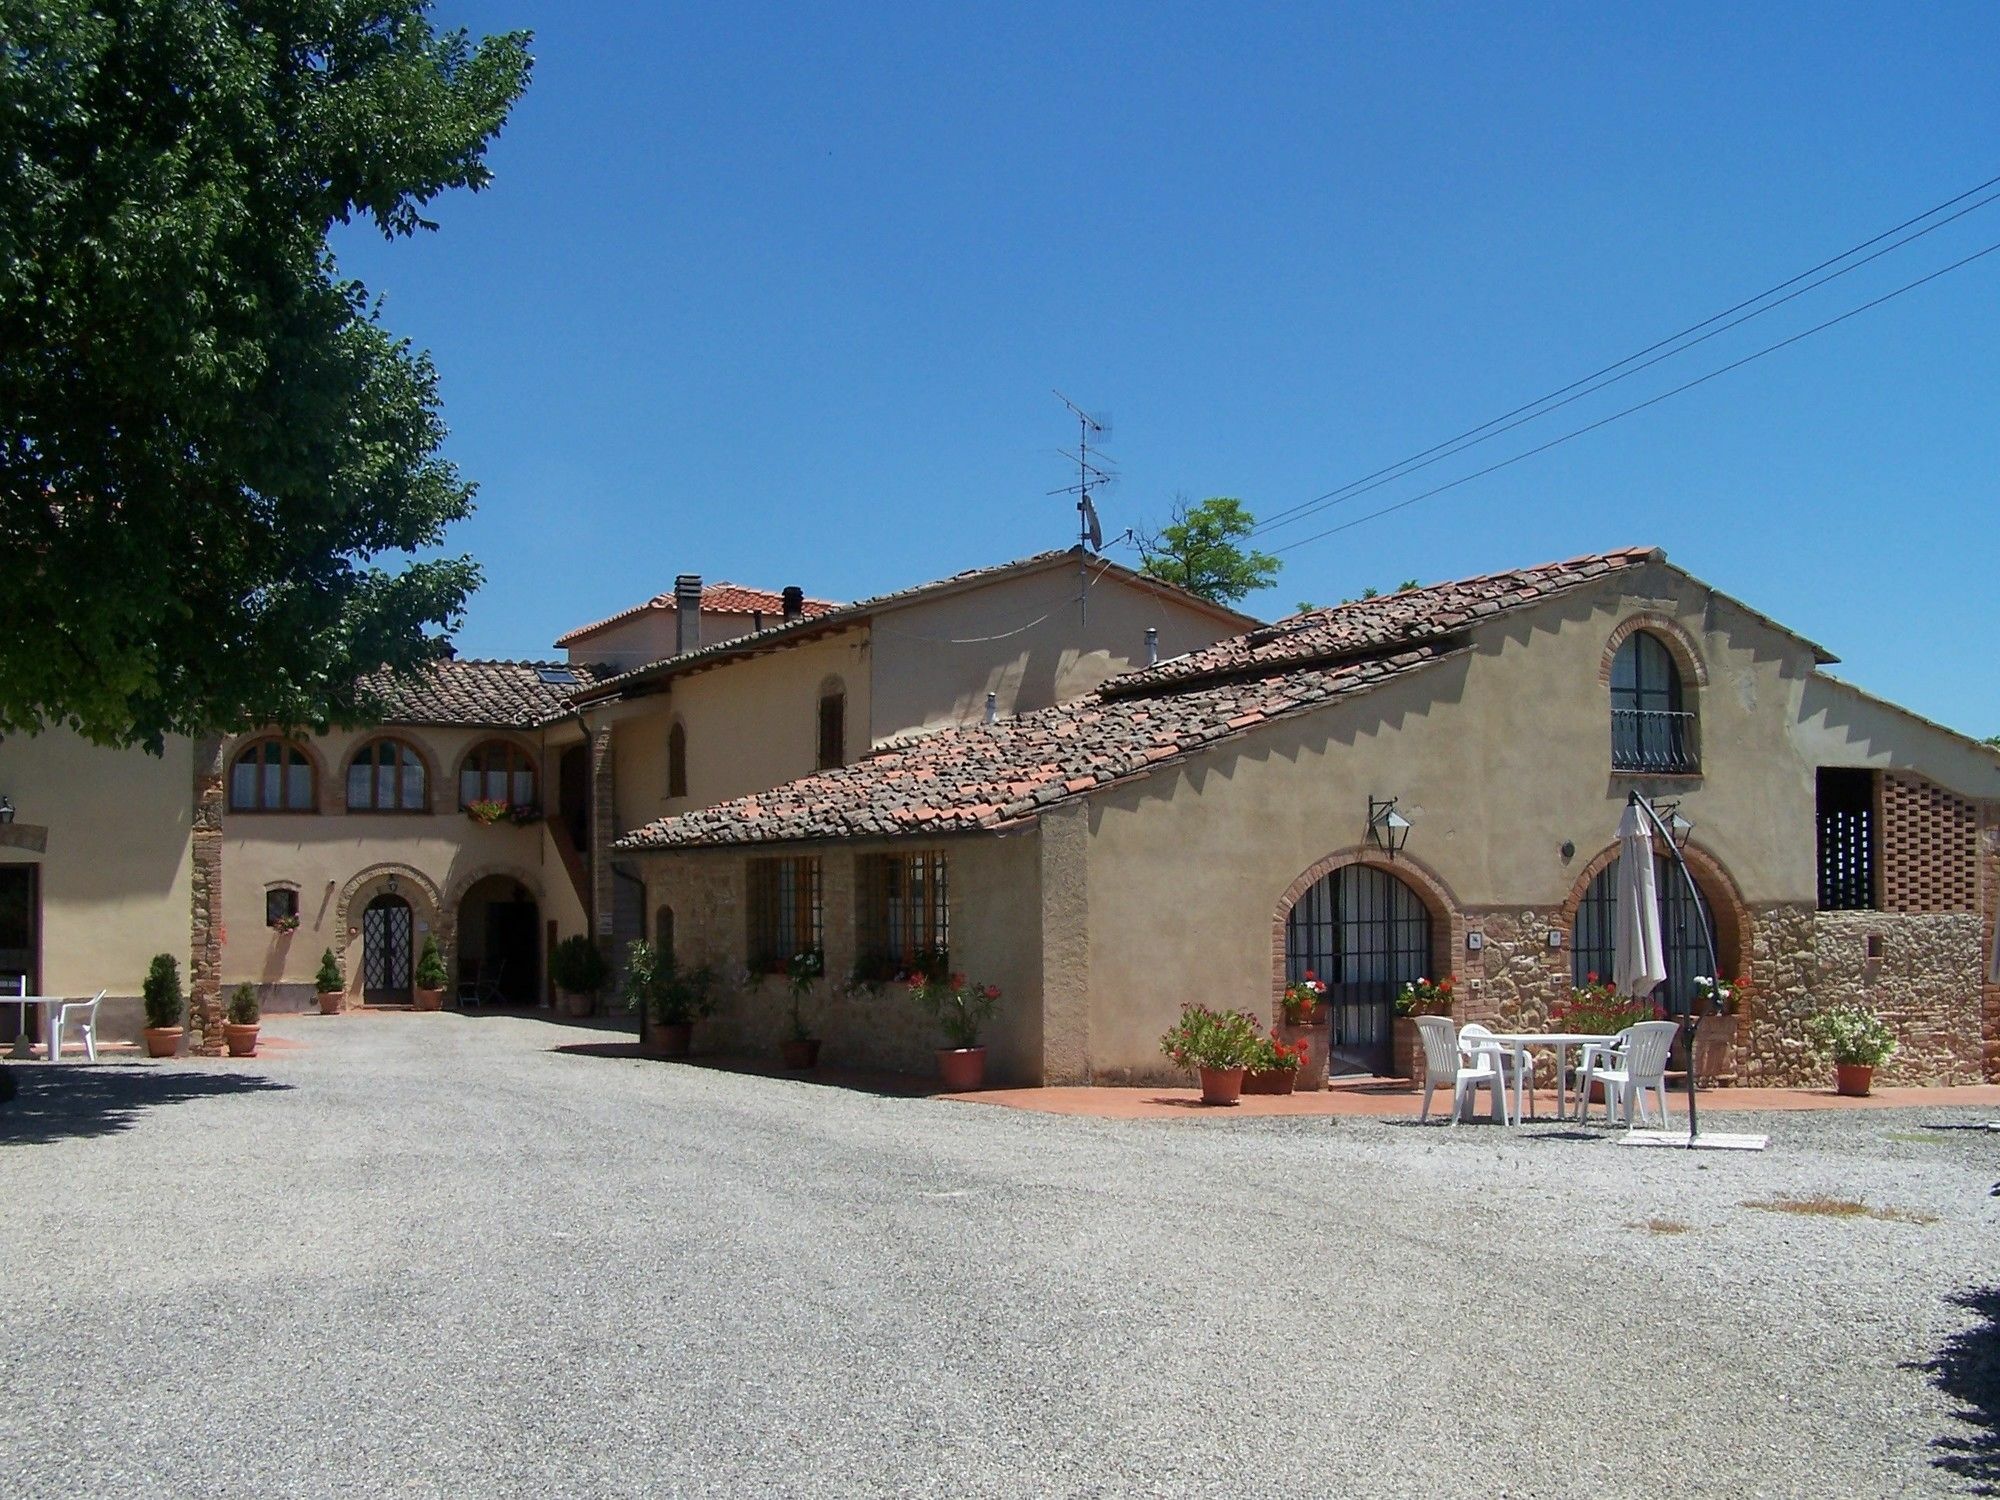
[1611,709,1701,774]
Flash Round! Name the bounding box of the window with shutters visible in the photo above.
[667,721,688,798]
[817,679,846,771]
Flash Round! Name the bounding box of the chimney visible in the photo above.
[984,691,998,725]
[674,574,702,655]
[1144,627,1159,666]
[781,585,805,620]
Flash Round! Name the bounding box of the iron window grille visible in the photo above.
[229,739,315,812]
[857,852,949,975]
[747,856,822,973]
[1572,854,1716,1013]
[1610,631,1700,773]
[1285,864,1432,1071]
[346,738,429,813]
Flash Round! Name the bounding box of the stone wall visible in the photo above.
[1806,910,1984,1085]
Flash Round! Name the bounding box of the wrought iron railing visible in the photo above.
[1611,709,1700,774]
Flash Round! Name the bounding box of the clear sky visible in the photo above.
[335,2,2000,736]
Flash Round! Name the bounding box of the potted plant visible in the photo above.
[1806,1005,1897,1097]
[269,912,301,934]
[1281,971,1328,1027]
[224,982,261,1057]
[1692,973,1748,1087]
[623,939,716,1056]
[1243,1030,1308,1095]
[550,935,608,1018]
[779,948,824,1068]
[412,935,448,1011]
[1159,1002,1263,1105]
[141,953,184,1058]
[315,948,346,1015]
[1392,975,1455,1081]
[909,971,1001,1090]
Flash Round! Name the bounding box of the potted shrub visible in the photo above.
[909,971,1001,1091]
[1281,971,1328,1027]
[412,935,448,1011]
[623,939,716,1056]
[1806,1005,1897,1097]
[315,948,346,1015]
[779,948,824,1068]
[464,797,509,826]
[550,935,608,1018]
[1692,974,1748,1087]
[142,953,185,1058]
[1243,1030,1308,1095]
[1159,1002,1263,1105]
[224,982,261,1057]
[1392,975,1455,1081]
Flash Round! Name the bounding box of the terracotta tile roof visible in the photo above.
[576,549,1261,705]
[355,658,603,729]
[554,582,841,647]
[614,643,1453,850]
[1104,546,1665,697]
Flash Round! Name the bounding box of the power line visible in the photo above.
[1269,234,2000,558]
[1254,169,2000,538]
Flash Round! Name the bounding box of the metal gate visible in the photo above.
[362,895,412,1001]
[1285,864,1431,1074]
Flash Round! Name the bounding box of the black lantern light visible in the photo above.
[1367,795,1412,858]
[1657,799,1694,850]
[0,796,13,825]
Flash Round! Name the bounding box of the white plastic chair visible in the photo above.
[50,989,108,1062]
[1415,1014,1507,1125]
[1461,1021,1536,1125]
[1576,1020,1679,1128]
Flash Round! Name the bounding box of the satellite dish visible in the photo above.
[1081,496,1104,552]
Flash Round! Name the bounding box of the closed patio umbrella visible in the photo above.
[1612,800,1669,1002]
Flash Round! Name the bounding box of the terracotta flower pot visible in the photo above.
[223,1022,259,1058]
[1242,1068,1297,1096]
[1198,1066,1246,1106]
[937,1046,986,1091]
[1835,1062,1874,1098]
[317,989,345,1016]
[648,1021,693,1057]
[780,1038,821,1070]
[1391,1016,1419,1082]
[143,1026,183,1059]
[560,990,594,1019]
[413,986,444,1012]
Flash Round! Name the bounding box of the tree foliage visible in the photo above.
[0,2,532,748]
[1137,497,1279,606]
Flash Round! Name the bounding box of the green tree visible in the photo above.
[1137,497,1280,606]
[0,3,533,749]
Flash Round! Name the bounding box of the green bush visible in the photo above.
[549,935,609,996]
[1158,1003,1263,1072]
[621,940,718,1025]
[227,982,260,1025]
[909,973,1000,1049]
[1806,1006,1897,1067]
[141,953,183,1030]
[315,948,343,992]
[414,934,448,990]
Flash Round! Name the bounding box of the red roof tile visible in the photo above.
[354,659,603,729]
[554,582,840,646]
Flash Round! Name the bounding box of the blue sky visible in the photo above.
[336,2,2000,735]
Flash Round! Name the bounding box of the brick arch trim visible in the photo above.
[1598,612,1710,689]
[445,862,546,912]
[1557,839,1749,980]
[333,862,447,975]
[1269,848,1467,1022]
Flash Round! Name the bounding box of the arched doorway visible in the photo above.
[361,894,413,1005]
[1570,854,1725,1014]
[1284,863,1433,1075]
[456,875,542,1006]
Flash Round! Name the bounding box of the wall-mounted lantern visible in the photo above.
[1657,800,1695,851]
[1367,795,1411,859]
[385,874,399,896]
[0,796,13,825]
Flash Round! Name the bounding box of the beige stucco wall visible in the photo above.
[563,606,772,673]
[611,627,872,834]
[0,729,194,1038]
[634,832,1047,1084]
[867,564,1247,739]
[221,724,590,1006]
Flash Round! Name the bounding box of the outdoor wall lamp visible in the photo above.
[1656,800,1695,850]
[1367,795,1411,859]
[385,874,399,895]
[0,796,13,825]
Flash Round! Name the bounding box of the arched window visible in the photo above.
[667,721,688,799]
[1572,854,1716,1014]
[1285,864,1431,1074]
[1610,631,1696,772]
[346,738,429,813]
[817,678,846,771]
[459,741,537,810]
[230,739,315,812]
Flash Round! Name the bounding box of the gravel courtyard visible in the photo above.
[4,1012,1998,1499]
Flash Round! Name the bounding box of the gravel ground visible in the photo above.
[4,1011,1998,1499]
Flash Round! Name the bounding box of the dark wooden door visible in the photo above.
[362,895,412,1003]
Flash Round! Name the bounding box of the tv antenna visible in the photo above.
[1049,391,1115,622]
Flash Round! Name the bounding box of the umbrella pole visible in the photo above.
[1628,791,1720,1147]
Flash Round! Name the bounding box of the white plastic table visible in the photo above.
[1,995,62,1060]
[1479,1031,1614,1122]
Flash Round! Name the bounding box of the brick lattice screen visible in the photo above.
[1880,772,1978,914]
